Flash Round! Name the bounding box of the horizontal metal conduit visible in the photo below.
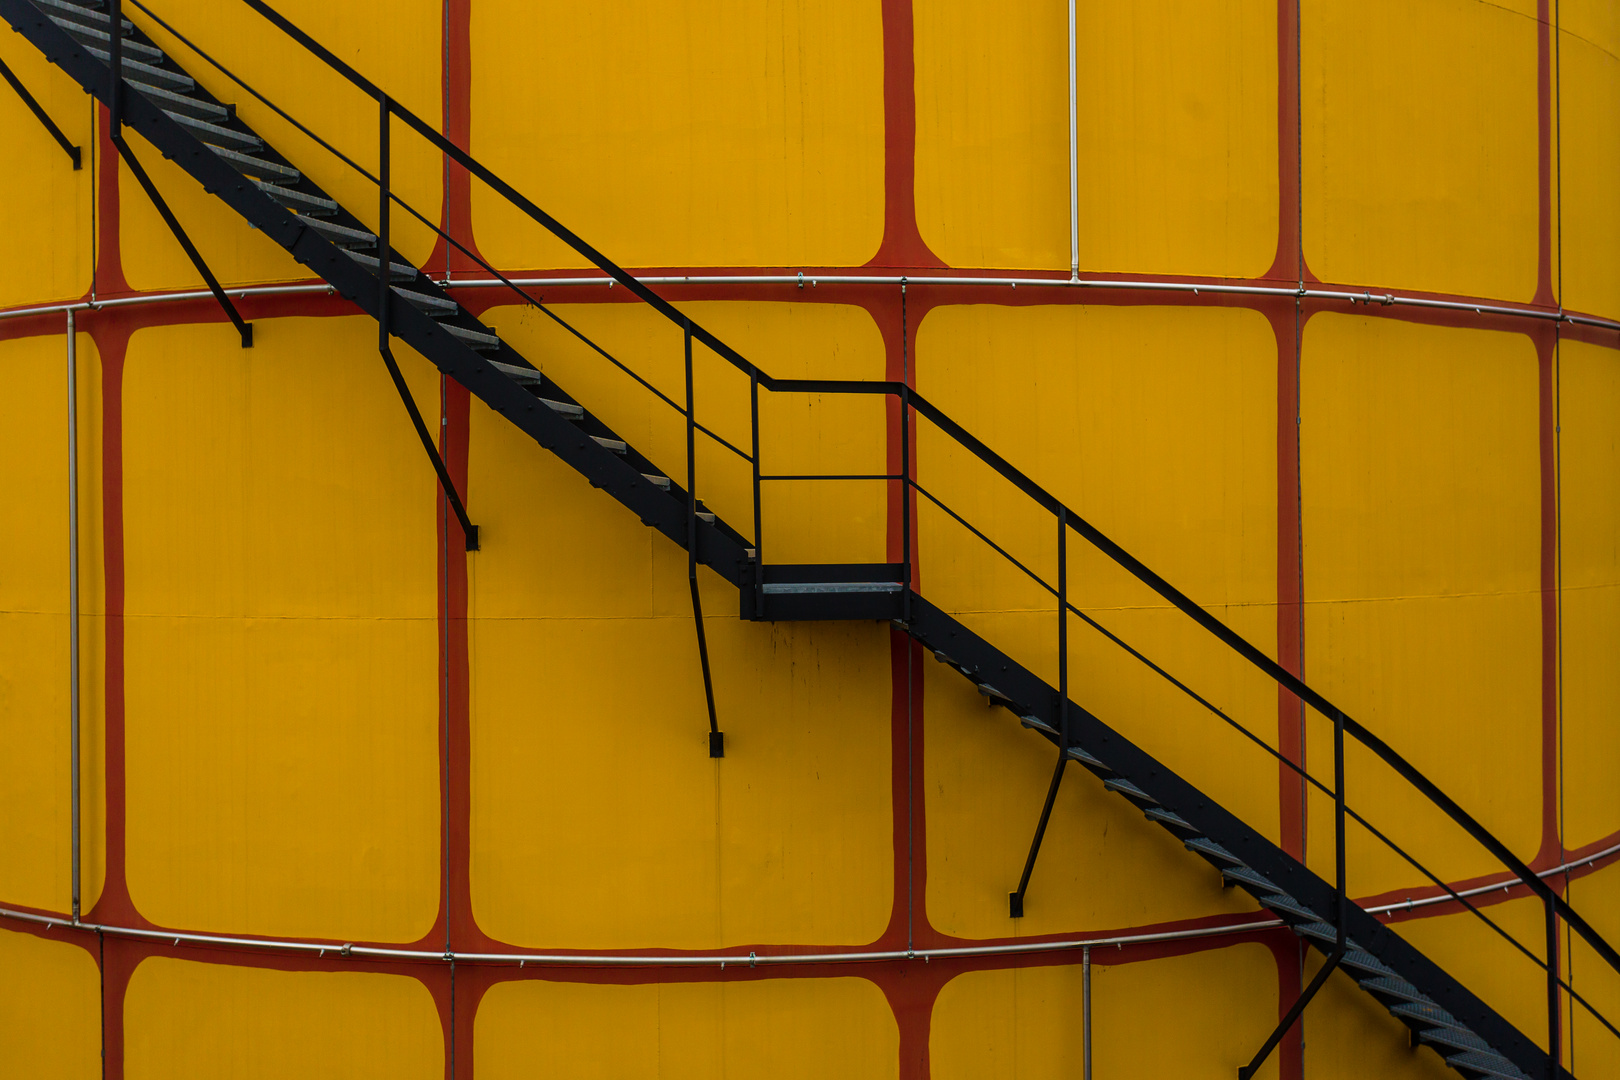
[1,277,1617,334]
[4,840,1614,969]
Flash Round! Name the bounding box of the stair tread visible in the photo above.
[206,143,299,183]
[254,180,336,215]
[35,0,131,32]
[165,110,260,150]
[303,216,376,245]
[1184,837,1242,865]
[86,46,194,91]
[130,79,229,121]
[342,250,416,280]
[445,323,501,350]
[52,15,164,62]
[392,286,456,316]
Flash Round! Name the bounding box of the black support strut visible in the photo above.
[0,56,80,167]
[108,0,250,347]
[376,95,476,552]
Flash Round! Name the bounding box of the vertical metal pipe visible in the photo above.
[1082,944,1093,1080]
[750,369,763,615]
[900,385,912,624]
[66,310,81,923]
[1068,0,1079,281]
[108,0,122,133]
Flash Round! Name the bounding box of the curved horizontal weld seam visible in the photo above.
[3,840,1613,968]
[1,278,1616,334]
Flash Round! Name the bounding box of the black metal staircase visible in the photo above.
[4,3,1616,1078]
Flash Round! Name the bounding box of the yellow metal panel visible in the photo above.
[125,0,443,290]
[1559,340,1620,847]
[931,944,1280,1080]
[1072,0,1279,279]
[1569,862,1620,1078]
[0,928,101,1080]
[916,1,1278,276]
[0,34,93,307]
[916,304,1279,936]
[122,318,440,942]
[1301,315,1541,895]
[474,976,898,1080]
[124,957,442,1080]
[469,2,884,271]
[1394,896,1551,1051]
[913,0,1068,271]
[1302,0,1539,301]
[1559,20,1620,320]
[0,333,104,915]
[468,302,893,949]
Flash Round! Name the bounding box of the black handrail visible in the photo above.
[132,0,1620,1042]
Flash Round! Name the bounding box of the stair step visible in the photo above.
[592,435,627,453]
[34,0,130,33]
[254,180,335,215]
[86,47,193,91]
[128,79,229,121]
[1391,1001,1464,1030]
[303,216,376,247]
[445,323,501,351]
[1184,837,1243,865]
[1358,976,1432,1005]
[53,16,165,62]
[1019,714,1058,736]
[206,143,300,183]
[343,250,416,280]
[1220,865,1277,892]
[1443,1050,1530,1080]
[1143,807,1194,830]
[487,359,542,385]
[392,287,456,317]
[541,397,583,417]
[697,511,716,524]
[1102,777,1157,804]
[165,110,261,151]
[644,474,671,491]
[1294,921,1340,944]
[1341,949,1395,977]
[1263,894,1321,922]
[761,581,904,595]
[976,683,1012,704]
[1420,1027,1493,1055]
[1064,745,1111,771]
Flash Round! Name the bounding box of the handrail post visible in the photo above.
[750,366,762,612]
[1547,893,1561,1079]
[685,320,722,757]
[900,386,912,624]
[1058,507,1068,748]
[378,94,389,350]
[108,0,121,132]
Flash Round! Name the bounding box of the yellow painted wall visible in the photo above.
[1559,340,1620,848]
[475,976,897,1079]
[1302,0,1540,301]
[915,1,1277,276]
[0,33,94,307]
[1301,315,1542,895]
[125,0,443,289]
[1559,2,1620,320]
[931,944,1280,1080]
[466,302,893,949]
[469,1,884,271]
[122,317,441,942]
[0,334,105,915]
[916,305,1281,933]
[0,927,101,1080]
[124,957,442,1080]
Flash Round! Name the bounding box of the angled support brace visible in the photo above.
[0,56,80,167]
[1010,509,1071,919]
[111,136,252,347]
[375,97,476,552]
[105,0,248,347]
[685,320,723,757]
[1238,711,1351,1079]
